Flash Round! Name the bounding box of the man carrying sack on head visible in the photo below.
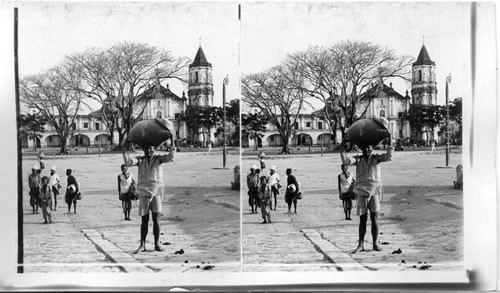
[124,117,176,254]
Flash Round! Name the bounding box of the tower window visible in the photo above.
[419,70,422,81]
[157,100,161,107]
[195,72,199,83]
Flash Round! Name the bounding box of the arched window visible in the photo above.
[156,111,162,119]
[380,110,385,117]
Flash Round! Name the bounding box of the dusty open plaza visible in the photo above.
[242,148,463,272]
[21,150,240,273]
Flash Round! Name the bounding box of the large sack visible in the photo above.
[128,118,173,148]
[346,117,390,147]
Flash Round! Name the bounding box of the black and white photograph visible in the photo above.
[241,1,475,273]
[13,1,241,274]
[0,0,498,291]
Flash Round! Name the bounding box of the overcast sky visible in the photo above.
[241,2,472,108]
[17,1,471,113]
[17,1,240,113]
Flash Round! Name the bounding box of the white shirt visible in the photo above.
[48,173,60,188]
[267,172,280,186]
[119,173,135,195]
[339,172,354,194]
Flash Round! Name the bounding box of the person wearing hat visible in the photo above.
[267,165,280,210]
[28,164,41,213]
[48,166,61,211]
[246,164,260,213]
[65,169,80,214]
[123,144,176,254]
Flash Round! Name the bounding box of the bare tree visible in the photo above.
[20,64,88,154]
[289,40,413,142]
[68,42,190,149]
[242,61,309,154]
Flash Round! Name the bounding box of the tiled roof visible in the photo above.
[137,84,182,102]
[413,45,435,66]
[361,82,408,100]
[189,46,211,68]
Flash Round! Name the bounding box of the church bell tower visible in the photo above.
[411,44,437,105]
[187,46,214,107]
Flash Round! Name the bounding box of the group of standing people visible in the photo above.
[27,154,81,224]
[247,159,302,224]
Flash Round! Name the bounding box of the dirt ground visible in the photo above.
[242,149,463,271]
[21,150,240,272]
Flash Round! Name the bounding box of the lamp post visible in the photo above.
[222,76,229,168]
[445,74,452,167]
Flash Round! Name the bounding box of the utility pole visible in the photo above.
[222,76,229,168]
[445,74,452,167]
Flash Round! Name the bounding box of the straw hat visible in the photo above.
[250,164,258,170]
[270,165,277,171]
[31,164,38,170]
[50,166,56,171]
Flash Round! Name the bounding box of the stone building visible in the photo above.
[23,45,222,149]
[242,44,441,149]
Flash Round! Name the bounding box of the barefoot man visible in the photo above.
[340,134,393,254]
[123,144,175,253]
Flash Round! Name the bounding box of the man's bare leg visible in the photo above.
[134,214,149,254]
[352,213,368,254]
[371,212,381,251]
[152,212,163,251]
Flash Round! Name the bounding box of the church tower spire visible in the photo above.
[188,46,214,107]
[411,44,437,105]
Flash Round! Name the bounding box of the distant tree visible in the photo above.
[241,112,269,150]
[226,99,240,146]
[182,106,222,147]
[242,61,310,154]
[289,41,413,141]
[408,104,445,145]
[449,98,462,143]
[20,64,88,155]
[19,112,47,151]
[68,42,190,150]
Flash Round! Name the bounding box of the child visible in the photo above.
[337,164,355,220]
[258,151,266,170]
[267,166,280,210]
[258,176,272,224]
[285,168,301,214]
[39,176,52,223]
[118,164,136,221]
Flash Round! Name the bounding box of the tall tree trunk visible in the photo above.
[280,134,290,154]
[59,134,68,155]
